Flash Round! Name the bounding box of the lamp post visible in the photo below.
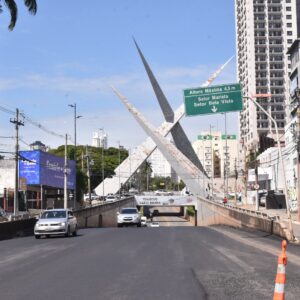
[209,125,214,199]
[245,94,295,240]
[117,141,121,198]
[99,128,105,200]
[68,103,82,208]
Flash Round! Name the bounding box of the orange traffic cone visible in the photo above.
[273,240,287,300]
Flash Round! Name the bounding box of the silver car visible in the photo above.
[34,209,78,239]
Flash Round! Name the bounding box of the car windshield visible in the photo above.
[121,208,137,214]
[40,211,66,219]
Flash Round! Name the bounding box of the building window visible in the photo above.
[287,31,293,36]
[286,15,292,19]
[287,23,292,28]
[286,7,291,11]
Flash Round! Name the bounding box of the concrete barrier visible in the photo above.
[0,218,37,240]
[0,197,136,240]
[197,197,290,240]
[74,197,135,228]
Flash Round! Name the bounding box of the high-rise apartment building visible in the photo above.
[235,0,298,152]
[92,130,108,149]
[192,131,240,179]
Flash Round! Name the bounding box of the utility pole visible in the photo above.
[81,151,84,171]
[68,103,82,209]
[64,134,68,209]
[118,141,121,198]
[234,158,238,206]
[210,125,214,199]
[85,145,91,204]
[10,108,24,216]
[297,107,300,221]
[255,160,259,211]
[99,128,105,199]
[225,113,229,197]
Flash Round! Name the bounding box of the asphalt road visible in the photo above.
[0,226,300,300]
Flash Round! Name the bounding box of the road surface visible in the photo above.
[0,226,300,299]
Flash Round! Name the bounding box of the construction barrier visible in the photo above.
[273,240,287,300]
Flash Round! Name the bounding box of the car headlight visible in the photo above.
[59,222,66,226]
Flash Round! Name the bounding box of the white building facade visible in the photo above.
[92,131,108,149]
[148,148,178,181]
[235,0,298,152]
[192,131,240,179]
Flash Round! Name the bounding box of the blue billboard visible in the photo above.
[19,150,76,189]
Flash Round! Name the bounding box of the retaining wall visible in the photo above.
[74,197,135,228]
[0,218,37,240]
[197,197,290,240]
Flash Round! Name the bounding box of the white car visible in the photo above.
[117,207,141,227]
[149,221,160,227]
[34,209,77,239]
[106,194,118,202]
[141,216,147,227]
[84,193,99,201]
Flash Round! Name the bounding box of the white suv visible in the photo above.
[34,209,77,239]
[117,207,141,227]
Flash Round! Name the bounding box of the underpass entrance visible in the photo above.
[135,195,197,226]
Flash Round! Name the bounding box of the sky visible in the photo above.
[0,0,237,156]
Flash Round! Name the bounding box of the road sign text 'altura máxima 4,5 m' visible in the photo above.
[184,83,243,116]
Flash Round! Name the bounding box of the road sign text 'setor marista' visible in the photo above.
[184,83,243,116]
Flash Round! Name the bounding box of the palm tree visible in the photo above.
[0,0,37,30]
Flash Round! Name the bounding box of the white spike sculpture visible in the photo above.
[113,88,205,196]
[94,58,232,196]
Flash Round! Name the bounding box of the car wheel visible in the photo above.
[137,223,141,227]
[65,226,70,237]
[118,224,123,228]
[46,235,50,238]
[72,225,78,236]
[35,235,40,239]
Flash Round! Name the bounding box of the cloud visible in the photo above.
[0,59,238,155]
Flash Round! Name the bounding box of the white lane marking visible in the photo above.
[214,246,254,272]
[210,227,300,267]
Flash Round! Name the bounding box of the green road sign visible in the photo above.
[184,83,243,116]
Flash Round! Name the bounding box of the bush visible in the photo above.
[186,206,195,217]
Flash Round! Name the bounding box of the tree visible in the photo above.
[0,0,37,30]
[48,144,129,194]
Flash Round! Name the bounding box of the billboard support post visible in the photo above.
[64,134,68,209]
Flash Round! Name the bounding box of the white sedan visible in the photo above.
[34,209,77,239]
[149,222,160,227]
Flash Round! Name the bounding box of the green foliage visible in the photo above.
[150,176,185,191]
[186,206,195,217]
[246,150,259,169]
[48,144,128,194]
[0,0,37,31]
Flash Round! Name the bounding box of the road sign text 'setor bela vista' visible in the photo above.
[184,83,243,116]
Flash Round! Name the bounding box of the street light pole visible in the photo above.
[210,125,214,199]
[99,128,105,199]
[117,141,121,198]
[64,134,68,209]
[68,103,82,208]
[246,95,295,239]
